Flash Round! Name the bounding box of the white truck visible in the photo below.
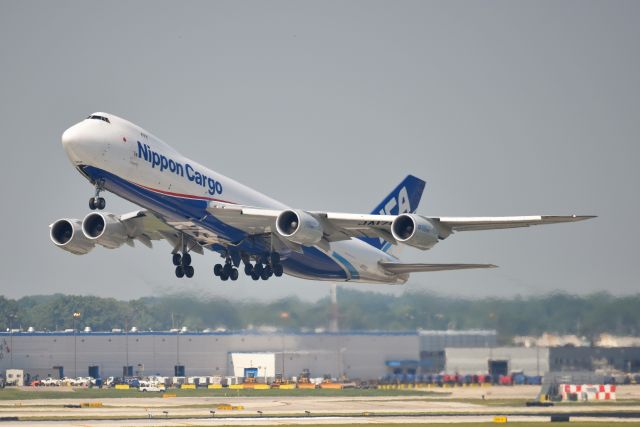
[5,369,24,386]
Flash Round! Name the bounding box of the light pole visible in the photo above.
[124,315,130,380]
[8,314,16,369]
[280,312,289,380]
[176,325,180,376]
[72,312,81,378]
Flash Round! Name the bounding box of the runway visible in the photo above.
[1,392,640,425]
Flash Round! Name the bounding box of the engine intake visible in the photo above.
[82,212,129,249]
[275,209,323,245]
[50,219,95,255]
[391,214,440,250]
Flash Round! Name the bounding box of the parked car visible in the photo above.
[42,377,61,387]
[139,384,166,392]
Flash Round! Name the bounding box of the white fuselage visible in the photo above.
[61,113,405,284]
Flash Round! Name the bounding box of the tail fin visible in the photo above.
[360,175,426,252]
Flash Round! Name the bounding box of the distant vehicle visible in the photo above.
[42,377,61,387]
[139,384,166,392]
[74,377,93,387]
[6,370,25,387]
[124,378,140,388]
[50,113,594,284]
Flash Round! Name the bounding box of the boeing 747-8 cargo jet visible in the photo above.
[50,113,594,283]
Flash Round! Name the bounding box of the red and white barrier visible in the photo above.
[560,384,616,401]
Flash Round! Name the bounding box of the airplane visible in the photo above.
[50,112,595,284]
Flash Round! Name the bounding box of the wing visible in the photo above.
[207,201,594,248]
[380,262,497,273]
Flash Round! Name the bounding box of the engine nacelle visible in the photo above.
[82,212,129,249]
[275,209,323,245]
[391,214,440,250]
[50,219,95,255]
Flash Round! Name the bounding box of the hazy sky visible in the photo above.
[0,1,638,301]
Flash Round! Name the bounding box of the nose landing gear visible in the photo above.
[89,179,106,210]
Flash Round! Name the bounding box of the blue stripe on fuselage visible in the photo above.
[80,166,347,280]
[332,251,360,280]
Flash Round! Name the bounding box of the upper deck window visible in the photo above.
[87,115,110,124]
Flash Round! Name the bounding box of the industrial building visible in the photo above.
[418,329,496,373]
[1,329,637,382]
[0,330,419,380]
[445,347,549,376]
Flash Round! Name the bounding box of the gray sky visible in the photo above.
[0,1,638,301]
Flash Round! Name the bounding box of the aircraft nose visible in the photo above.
[61,122,94,163]
[61,125,79,148]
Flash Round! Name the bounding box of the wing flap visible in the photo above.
[380,262,497,274]
[207,202,278,234]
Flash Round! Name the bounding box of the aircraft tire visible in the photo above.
[185,266,194,278]
[175,266,185,278]
[220,272,229,281]
[97,197,106,210]
[182,253,191,266]
[89,198,96,210]
[244,264,253,275]
[274,264,284,277]
[230,269,239,281]
[254,263,263,276]
[223,263,232,276]
[172,254,182,266]
[251,271,260,281]
[260,269,270,280]
[264,265,273,277]
[213,264,223,276]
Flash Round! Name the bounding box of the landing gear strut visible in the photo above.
[89,179,106,210]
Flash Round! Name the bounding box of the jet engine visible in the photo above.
[275,209,323,245]
[50,219,95,255]
[391,214,440,250]
[82,212,129,249]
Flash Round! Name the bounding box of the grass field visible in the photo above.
[0,387,442,400]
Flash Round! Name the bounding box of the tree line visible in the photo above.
[0,289,638,343]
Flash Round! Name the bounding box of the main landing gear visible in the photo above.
[89,179,106,210]
[173,252,194,279]
[213,258,239,281]
[243,253,284,282]
[213,252,284,282]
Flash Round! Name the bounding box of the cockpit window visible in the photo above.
[87,115,110,124]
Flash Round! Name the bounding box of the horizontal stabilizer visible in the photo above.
[380,262,497,274]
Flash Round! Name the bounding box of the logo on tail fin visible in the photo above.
[360,175,426,252]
